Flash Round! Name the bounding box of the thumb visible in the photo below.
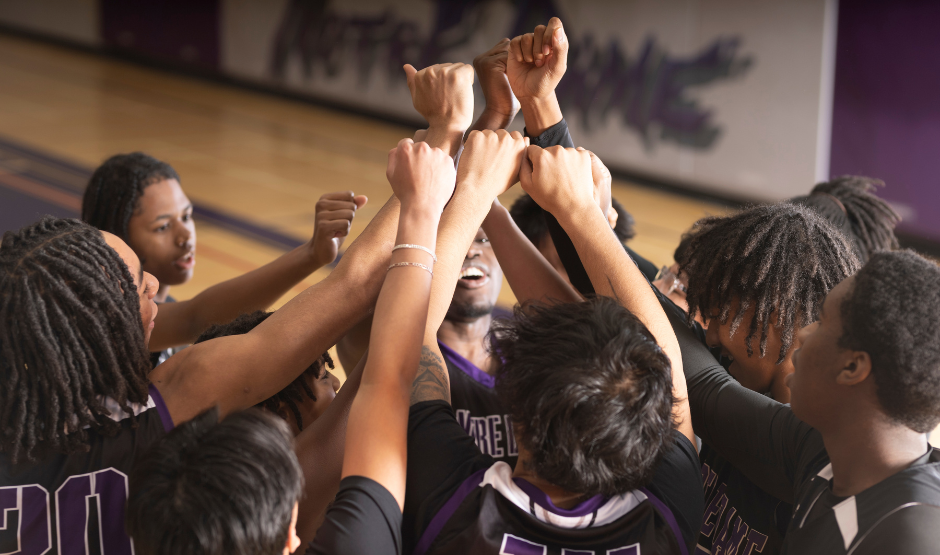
[403,64,418,96]
[547,20,568,71]
[519,147,535,190]
[354,195,368,209]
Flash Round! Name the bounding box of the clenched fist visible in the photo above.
[507,17,568,103]
[404,63,475,131]
[386,138,456,215]
[458,130,529,198]
[309,191,368,267]
[474,38,519,121]
[519,146,597,218]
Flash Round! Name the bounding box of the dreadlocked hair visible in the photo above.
[194,311,334,431]
[790,175,900,262]
[0,217,152,463]
[680,204,861,363]
[81,152,180,241]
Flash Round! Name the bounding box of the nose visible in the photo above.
[330,373,340,393]
[145,272,159,300]
[176,223,193,249]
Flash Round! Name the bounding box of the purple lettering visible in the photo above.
[456,409,472,434]
[700,483,728,538]
[608,545,640,555]
[504,415,518,456]
[56,468,133,555]
[499,534,546,555]
[741,530,769,555]
[487,415,504,458]
[473,418,490,455]
[713,510,748,555]
[0,484,51,555]
[701,463,718,498]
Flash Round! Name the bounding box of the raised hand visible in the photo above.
[519,145,595,218]
[458,130,529,198]
[474,38,519,122]
[507,17,568,104]
[386,138,456,215]
[309,191,368,267]
[403,63,475,133]
[580,147,613,220]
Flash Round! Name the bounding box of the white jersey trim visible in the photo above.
[480,462,646,528]
[833,496,859,549]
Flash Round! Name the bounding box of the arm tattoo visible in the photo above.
[410,346,451,405]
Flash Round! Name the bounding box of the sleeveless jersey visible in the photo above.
[0,385,173,555]
[414,462,689,555]
[440,341,518,467]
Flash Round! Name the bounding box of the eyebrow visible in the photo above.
[151,203,193,223]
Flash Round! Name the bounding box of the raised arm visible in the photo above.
[148,191,367,351]
[520,146,694,446]
[341,139,456,508]
[410,130,529,406]
[150,191,400,425]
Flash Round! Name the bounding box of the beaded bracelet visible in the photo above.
[393,244,437,262]
[388,261,433,275]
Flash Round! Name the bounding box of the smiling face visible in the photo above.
[788,277,855,429]
[447,228,503,322]
[102,231,160,345]
[126,179,196,291]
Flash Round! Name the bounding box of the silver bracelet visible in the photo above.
[387,261,433,275]
[393,243,437,262]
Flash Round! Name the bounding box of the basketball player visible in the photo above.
[82,153,366,361]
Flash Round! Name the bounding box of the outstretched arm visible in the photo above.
[520,146,694,447]
[149,191,367,351]
[151,192,400,425]
[341,139,455,509]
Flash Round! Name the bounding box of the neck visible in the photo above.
[822,411,928,497]
[437,313,493,374]
[512,448,588,509]
[155,284,171,303]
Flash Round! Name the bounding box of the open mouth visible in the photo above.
[457,266,489,288]
[174,252,196,271]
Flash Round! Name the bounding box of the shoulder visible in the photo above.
[308,476,403,555]
[644,431,704,552]
[853,503,940,555]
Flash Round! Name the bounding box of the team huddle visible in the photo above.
[3,17,940,555]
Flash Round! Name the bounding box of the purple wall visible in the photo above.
[830,0,940,242]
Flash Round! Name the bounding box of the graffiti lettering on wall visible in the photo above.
[270,0,752,150]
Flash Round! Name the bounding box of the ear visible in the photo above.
[284,503,301,554]
[835,350,872,386]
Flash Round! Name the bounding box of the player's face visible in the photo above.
[286,369,340,436]
[788,277,854,429]
[102,231,160,346]
[126,179,196,289]
[705,301,794,401]
[447,228,503,322]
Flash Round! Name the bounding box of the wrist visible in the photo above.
[481,199,508,231]
[553,198,602,230]
[423,126,465,157]
[519,93,563,137]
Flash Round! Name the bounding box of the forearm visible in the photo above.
[149,244,321,351]
[520,94,564,137]
[468,107,517,135]
[481,201,580,304]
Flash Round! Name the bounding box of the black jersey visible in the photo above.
[0,385,173,555]
[307,475,402,555]
[440,341,518,468]
[673,307,940,554]
[403,400,703,555]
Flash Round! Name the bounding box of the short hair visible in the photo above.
[194,311,334,431]
[127,407,303,555]
[82,152,181,241]
[510,194,635,244]
[839,250,940,432]
[680,203,860,362]
[790,176,900,262]
[0,217,151,463]
[490,297,675,496]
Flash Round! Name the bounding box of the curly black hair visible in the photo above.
[82,152,181,241]
[790,175,900,262]
[194,311,334,431]
[0,217,152,463]
[839,250,940,432]
[127,407,303,555]
[679,203,860,363]
[490,297,675,496]
[510,194,636,244]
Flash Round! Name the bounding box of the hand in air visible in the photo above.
[386,138,456,215]
[519,146,596,218]
[310,191,368,267]
[403,63,475,131]
[458,130,529,197]
[474,38,519,120]
[507,17,568,102]
[579,147,613,220]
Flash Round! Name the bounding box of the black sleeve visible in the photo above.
[644,432,703,553]
[402,401,493,554]
[854,504,940,555]
[625,245,660,283]
[667,299,828,503]
[307,476,402,555]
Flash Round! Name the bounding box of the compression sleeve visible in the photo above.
[666,302,825,503]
